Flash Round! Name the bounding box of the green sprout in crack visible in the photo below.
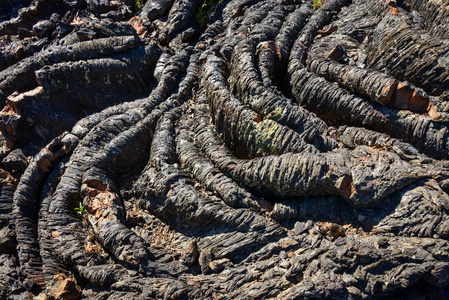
[196,0,224,26]
[134,0,142,10]
[197,0,208,26]
[313,0,324,9]
[75,202,87,216]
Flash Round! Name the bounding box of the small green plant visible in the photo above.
[196,0,224,26]
[75,202,87,216]
[196,0,209,26]
[134,0,142,10]
[312,0,324,9]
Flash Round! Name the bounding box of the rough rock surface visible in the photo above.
[0,0,449,299]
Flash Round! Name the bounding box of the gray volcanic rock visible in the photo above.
[0,0,449,299]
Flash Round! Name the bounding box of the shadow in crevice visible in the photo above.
[269,182,413,234]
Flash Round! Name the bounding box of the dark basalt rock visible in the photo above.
[0,0,449,299]
[2,148,28,174]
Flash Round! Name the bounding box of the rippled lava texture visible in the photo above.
[1,0,449,299]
